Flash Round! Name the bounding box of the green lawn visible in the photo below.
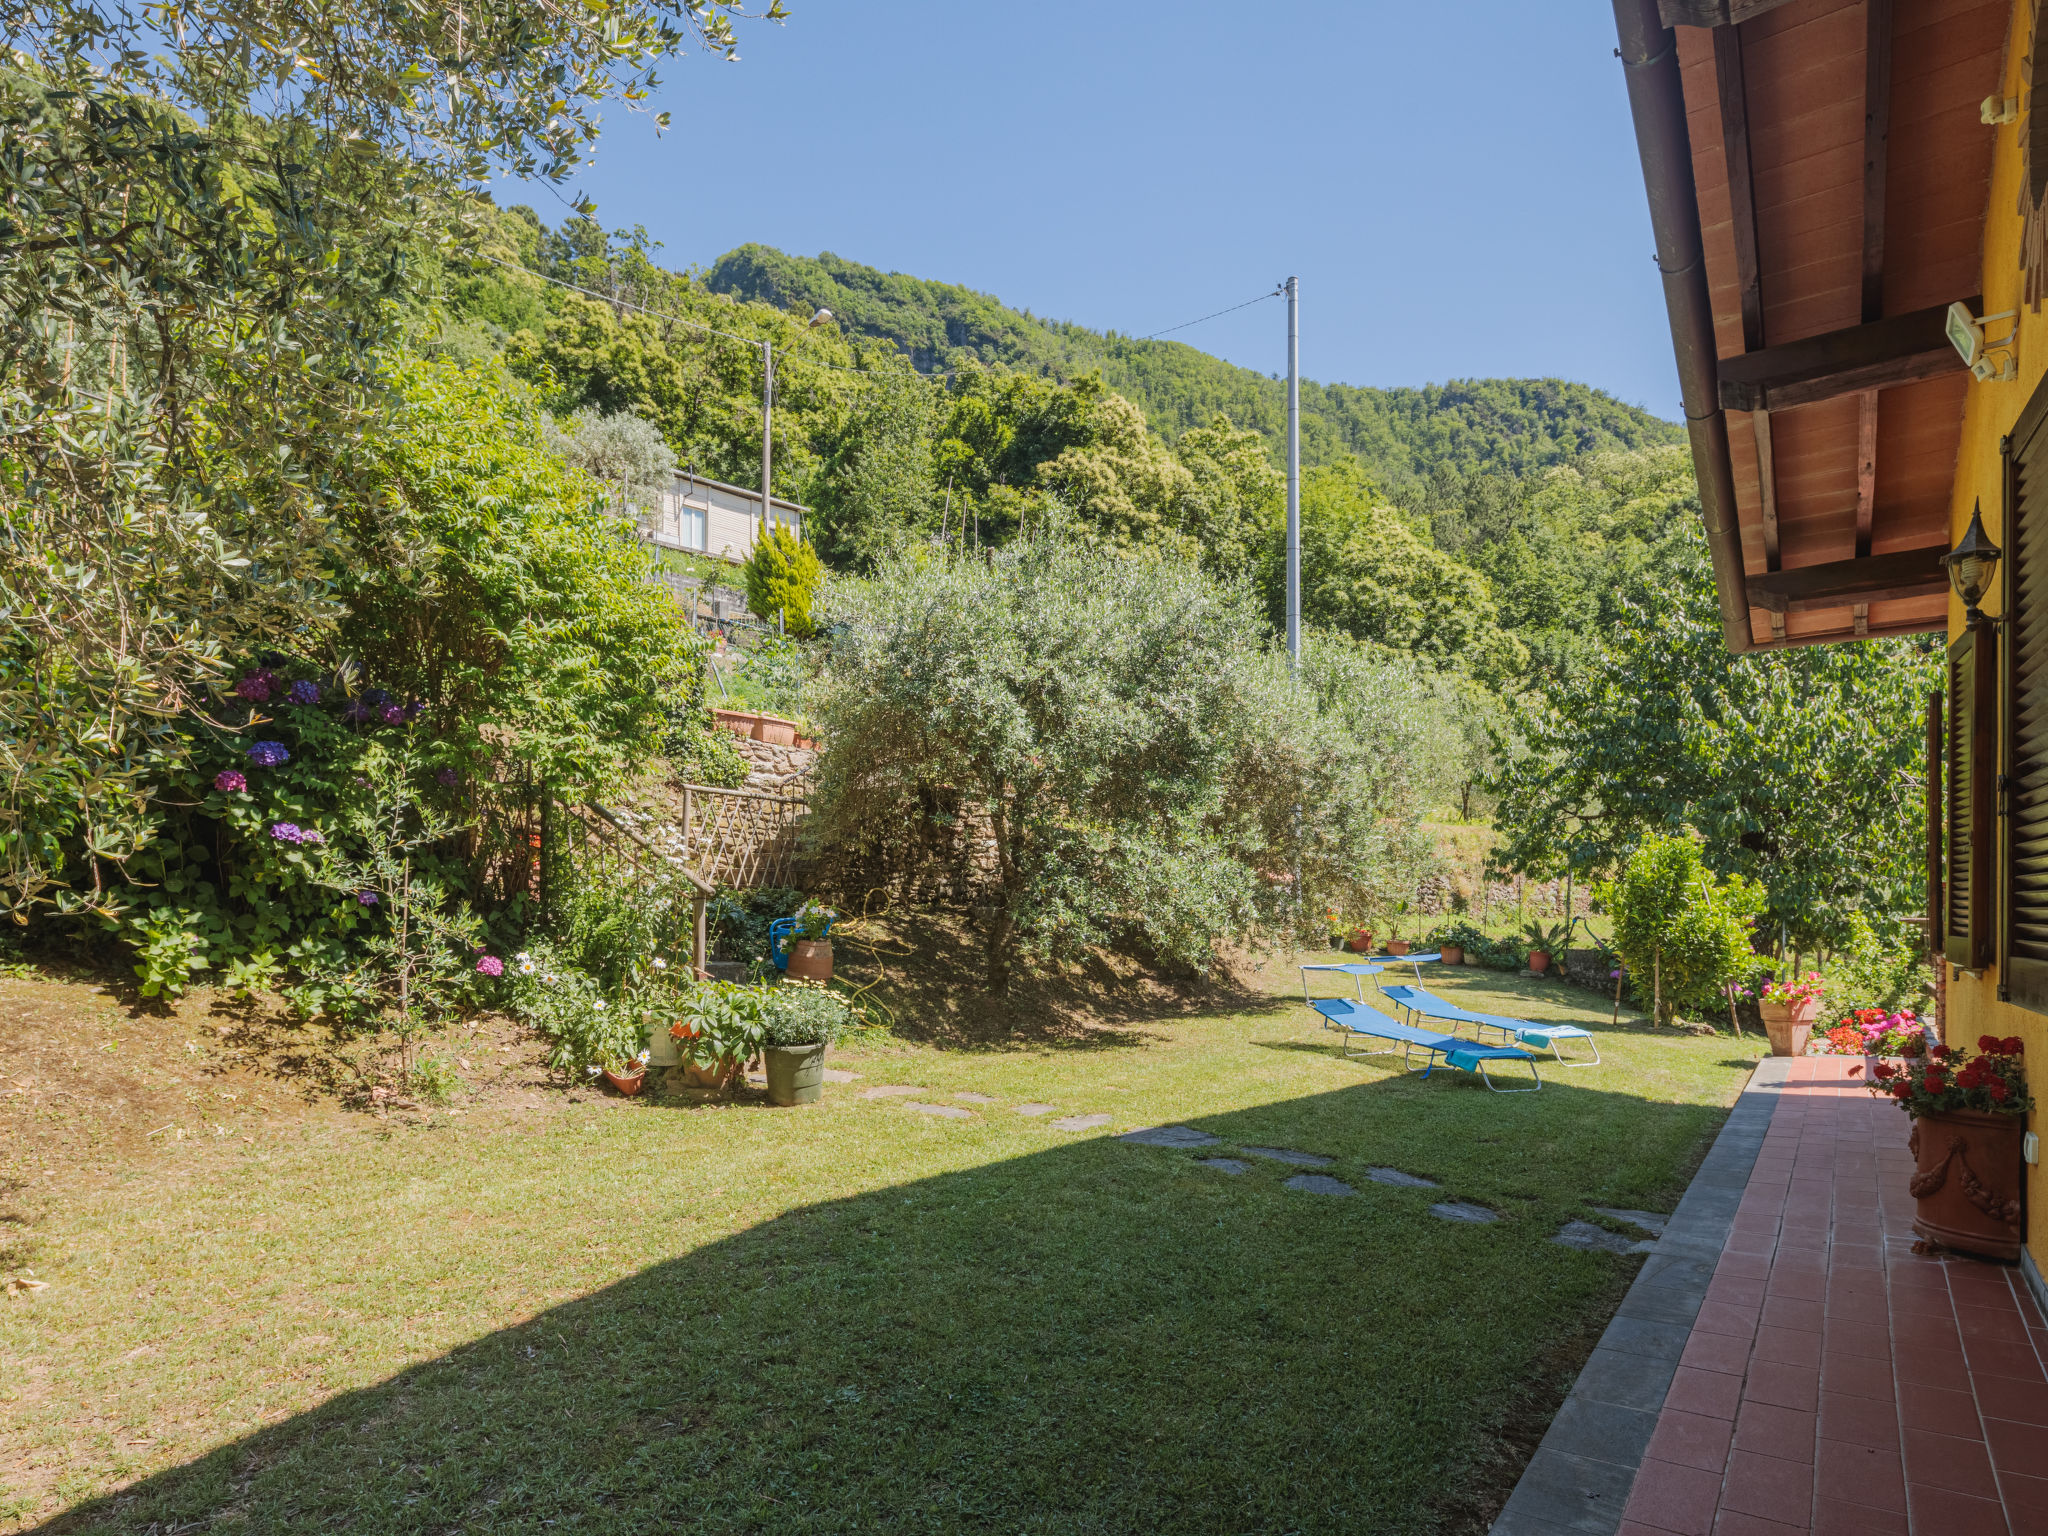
[4,962,1756,1534]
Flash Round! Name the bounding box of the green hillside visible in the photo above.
[705,244,1684,493]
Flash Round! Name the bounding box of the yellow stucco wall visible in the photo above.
[1943,0,2046,1276]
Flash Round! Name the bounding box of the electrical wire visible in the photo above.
[1133,287,1284,341]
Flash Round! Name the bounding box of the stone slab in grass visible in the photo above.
[821,1069,859,1083]
[1366,1167,1439,1188]
[861,1086,925,1099]
[1013,1103,1059,1117]
[1052,1113,1112,1132]
[1430,1202,1499,1224]
[1590,1206,1668,1236]
[1283,1173,1355,1196]
[1554,1219,1657,1256]
[1242,1145,1333,1168]
[903,1101,974,1120]
[1197,1158,1250,1175]
[1119,1125,1221,1148]
[954,1093,997,1104]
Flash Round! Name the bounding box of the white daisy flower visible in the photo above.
[519,959,536,974]
[651,957,667,970]
[593,1000,607,1012]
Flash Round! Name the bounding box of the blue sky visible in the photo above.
[504,2,1678,418]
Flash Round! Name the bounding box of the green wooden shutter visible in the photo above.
[2007,412,2048,1006]
[1948,631,1977,967]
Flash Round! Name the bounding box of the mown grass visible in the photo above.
[3,962,1756,1534]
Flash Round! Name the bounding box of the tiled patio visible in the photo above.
[1619,1057,2048,1536]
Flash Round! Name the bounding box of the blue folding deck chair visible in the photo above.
[1299,953,1442,1005]
[1377,983,1601,1066]
[1307,996,1541,1093]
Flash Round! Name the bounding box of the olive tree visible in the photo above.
[810,540,1455,994]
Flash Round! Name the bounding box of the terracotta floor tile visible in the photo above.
[1819,1351,1894,1402]
[1905,1485,2010,1536]
[1902,1427,2000,1499]
[1746,1362,1821,1413]
[1975,1371,2048,1426]
[1814,1438,1905,1513]
[1998,1469,2048,1536]
[1897,1383,1979,1436]
[1810,1501,1905,1535]
[1625,1456,1725,1536]
[1768,1272,1828,1303]
[1685,1329,1757,1377]
[1712,1511,1807,1535]
[1697,1301,1763,1340]
[1965,1333,2047,1384]
[1719,1448,1814,1525]
[1754,1327,1822,1369]
[1761,1296,1825,1334]
[1984,1413,2048,1473]
[1960,1303,2036,1343]
[1733,1400,1816,1463]
[1668,1365,1746,1421]
[1719,1252,1775,1281]
[1817,1390,1901,1450]
[1618,1524,1674,1536]
[1649,1407,1736,1473]
[1710,1276,1769,1311]
[1821,1325,1891,1363]
[1893,1342,1974,1392]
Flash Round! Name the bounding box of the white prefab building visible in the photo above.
[640,473,805,565]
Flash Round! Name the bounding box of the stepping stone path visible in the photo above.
[1197,1158,1250,1175]
[1118,1125,1221,1148]
[903,1101,974,1120]
[1241,1145,1333,1168]
[1366,1167,1439,1188]
[1013,1104,1059,1117]
[1284,1173,1355,1196]
[861,1086,925,1099]
[954,1093,997,1104]
[1589,1206,1668,1236]
[1051,1114,1112,1132]
[821,1069,860,1084]
[1430,1201,1499,1224]
[1554,1219,1658,1256]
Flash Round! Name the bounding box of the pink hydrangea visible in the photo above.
[234,670,277,702]
[214,770,247,793]
[476,955,504,977]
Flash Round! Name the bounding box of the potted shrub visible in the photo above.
[1383,902,1412,957]
[786,900,836,982]
[672,980,768,1091]
[1426,919,1488,968]
[1868,1036,2033,1260]
[760,981,854,1107]
[598,1048,652,1097]
[1755,971,1824,1057]
[1522,920,1568,975]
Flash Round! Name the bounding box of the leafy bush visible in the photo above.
[759,980,854,1048]
[1826,945,1937,1017]
[743,526,825,638]
[1600,834,1765,1026]
[707,887,807,965]
[672,980,770,1071]
[509,943,648,1077]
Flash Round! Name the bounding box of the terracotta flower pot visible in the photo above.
[1386,940,1411,957]
[753,714,798,747]
[1440,944,1464,966]
[603,1068,646,1097]
[1527,949,1551,974]
[683,1057,742,1090]
[1759,998,1819,1058]
[1343,929,1373,954]
[1908,1108,2026,1260]
[787,938,833,982]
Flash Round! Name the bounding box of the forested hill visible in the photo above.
[706,244,1684,493]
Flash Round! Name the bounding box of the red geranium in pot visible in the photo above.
[1756,971,1825,1058]
[1869,1036,2034,1260]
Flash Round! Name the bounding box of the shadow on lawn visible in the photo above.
[30,1070,1730,1536]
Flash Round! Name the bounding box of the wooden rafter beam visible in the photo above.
[1659,0,1799,24]
[1745,546,1948,614]
[1717,298,1978,413]
[1713,22,1780,576]
[1855,0,1893,590]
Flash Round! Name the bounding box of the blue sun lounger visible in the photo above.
[1299,953,1443,1006]
[1308,996,1541,1093]
[1378,984,1600,1066]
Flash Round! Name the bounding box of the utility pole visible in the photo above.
[1285,275,1301,672]
[760,340,774,547]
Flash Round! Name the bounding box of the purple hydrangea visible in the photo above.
[356,890,380,906]
[270,822,304,843]
[342,701,373,723]
[476,955,504,977]
[379,704,405,726]
[363,688,393,707]
[435,767,459,788]
[299,828,324,846]
[288,679,321,706]
[233,669,277,703]
[246,741,290,768]
[213,769,247,793]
